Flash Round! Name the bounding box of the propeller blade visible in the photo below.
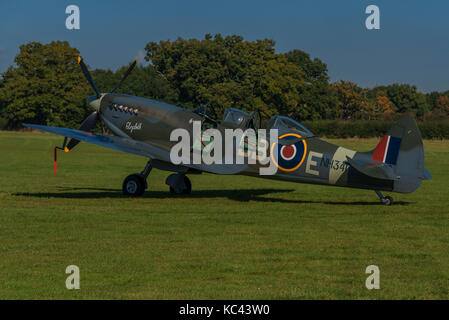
[110,58,138,94]
[65,111,99,152]
[78,56,101,98]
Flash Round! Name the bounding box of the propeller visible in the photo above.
[78,56,100,98]
[62,56,138,153]
[62,57,102,153]
[53,55,138,175]
[64,111,99,151]
[111,58,138,94]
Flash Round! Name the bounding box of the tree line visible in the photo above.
[0,35,448,137]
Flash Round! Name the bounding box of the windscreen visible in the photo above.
[222,108,249,126]
[267,116,314,137]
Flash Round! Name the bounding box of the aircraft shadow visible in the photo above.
[13,187,410,205]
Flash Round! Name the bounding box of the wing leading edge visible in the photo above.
[24,124,248,175]
[23,124,169,160]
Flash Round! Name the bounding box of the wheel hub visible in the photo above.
[126,180,138,194]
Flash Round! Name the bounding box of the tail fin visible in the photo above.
[372,134,402,165]
[370,114,431,193]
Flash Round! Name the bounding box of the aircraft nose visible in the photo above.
[87,94,102,111]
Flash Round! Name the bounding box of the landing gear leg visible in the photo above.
[140,160,153,186]
[375,190,393,206]
[122,159,152,196]
[166,173,191,194]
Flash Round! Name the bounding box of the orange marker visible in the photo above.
[54,147,57,175]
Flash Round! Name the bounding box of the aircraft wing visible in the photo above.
[24,124,248,175]
[24,124,171,161]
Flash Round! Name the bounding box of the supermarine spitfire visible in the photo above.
[25,56,431,205]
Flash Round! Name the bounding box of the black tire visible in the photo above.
[122,174,146,196]
[383,196,393,206]
[183,176,192,194]
[169,175,192,194]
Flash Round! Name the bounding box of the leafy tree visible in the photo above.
[91,69,118,93]
[284,49,337,119]
[423,94,449,120]
[284,49,328,83]
[0,76,4,114]
[0,37,444,131]
[373,90,395,120]
[0,76,6,129]
[435,95,449,115]
[0,41,90,128]
[426,91,442,111]
[331,81,374,120]
[115,65,177,103]
[92,64,178,104]
[371,84,429,117]
[144,34,309,120]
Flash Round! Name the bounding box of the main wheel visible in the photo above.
[383,196,393,206]
[183,176,192,194]
[122,174,146,196]
[169,175,192,194]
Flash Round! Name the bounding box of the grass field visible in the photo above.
[0,131,448,299]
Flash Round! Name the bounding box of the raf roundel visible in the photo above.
[270,133,307,172]
[280,145,296,161]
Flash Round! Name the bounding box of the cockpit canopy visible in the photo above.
[193,105,311,136]
[193,104,218,121]
[267,115,314,137]
[222,108,248,127]
[221,108,261,131]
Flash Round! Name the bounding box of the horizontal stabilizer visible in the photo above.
[347,157,399,180]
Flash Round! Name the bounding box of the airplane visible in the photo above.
[24,56,431,205]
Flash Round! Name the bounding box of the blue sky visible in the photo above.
[1,0,448,92]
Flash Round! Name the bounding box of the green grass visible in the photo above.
[0,131,448,299]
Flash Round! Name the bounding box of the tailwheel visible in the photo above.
[167,174,191,194]
[375,190,393,206]
[383,196,393,206]
[123,174,146,196]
